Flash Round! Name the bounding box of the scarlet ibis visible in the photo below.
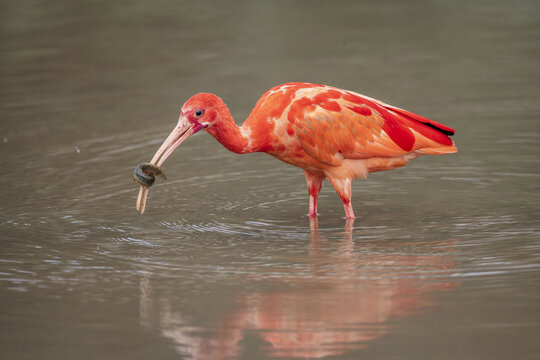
[136,82,457,218]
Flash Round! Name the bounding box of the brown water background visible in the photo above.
[1,1,539,359]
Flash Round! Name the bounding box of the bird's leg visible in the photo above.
[328,177,356,220]
[309,216,319,232]
[304,171,325,218]
[343,201,355,220]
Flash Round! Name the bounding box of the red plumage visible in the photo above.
[136,82,457,218]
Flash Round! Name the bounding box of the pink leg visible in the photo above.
[308,194,318,218]
[343,199,355,220]
[304,171,325,218]
[328,177,356,220]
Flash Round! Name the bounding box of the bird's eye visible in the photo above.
[194,109,203,117]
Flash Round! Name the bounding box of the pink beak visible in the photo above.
[136,116,204,214]
[150,116,197,167]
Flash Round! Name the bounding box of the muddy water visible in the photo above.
[1,1,539,359]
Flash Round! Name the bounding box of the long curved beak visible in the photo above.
[151,117,196,167]
[136,117,197,214]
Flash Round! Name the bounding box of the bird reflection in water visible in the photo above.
[139,220,458,359]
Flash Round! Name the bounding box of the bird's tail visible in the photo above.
[383,104,458,155]
[415,144,458,155]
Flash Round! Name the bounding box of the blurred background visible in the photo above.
[1,0,539,359]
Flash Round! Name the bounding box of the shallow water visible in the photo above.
[1,0,539,359]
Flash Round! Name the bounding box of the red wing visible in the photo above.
[289,88,456,166]
[293,104,408,166]
[383,104,455,136]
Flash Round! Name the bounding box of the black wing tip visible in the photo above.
[422,122,455,136]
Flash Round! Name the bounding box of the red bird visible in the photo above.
[136,82,457,218]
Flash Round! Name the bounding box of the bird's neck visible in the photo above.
[206,106,253,154]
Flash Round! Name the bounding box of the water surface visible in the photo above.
[1,1,539,359]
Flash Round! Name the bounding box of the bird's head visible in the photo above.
[149,93,225,167]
